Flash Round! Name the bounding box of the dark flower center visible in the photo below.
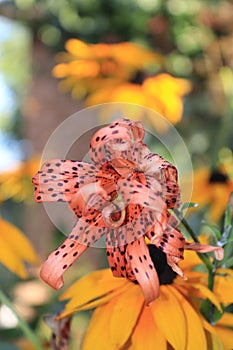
[148,245,177,285]
[130,70,145,85]
[209,170,228,183]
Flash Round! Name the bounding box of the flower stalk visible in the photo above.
[0,288,43,350]
[174,208,222,324]
[174,209,214,272]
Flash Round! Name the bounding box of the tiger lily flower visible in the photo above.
[33,118,223,304]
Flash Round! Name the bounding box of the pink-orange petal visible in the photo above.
[40,238,88,290]
[184,242,224,260]
[126,237,160,304]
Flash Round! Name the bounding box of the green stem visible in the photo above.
[0,289,43,350]
[174,209,213,272]
[174,209,199,243]
[174,209,221,323]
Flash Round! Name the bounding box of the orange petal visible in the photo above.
[131,306,167,350]
[109,283,144,348]
[211,327,232,350]
[184,242,224,260]
[126,237,160,304]
[40,238,88,290]
[170,285,207,350]
[32,159,97,203]
[82,303,113,350]
[151,285,187,350]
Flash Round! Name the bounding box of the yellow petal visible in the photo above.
[170,285,207,350]
[131,305,167,350]
[82,302,113,350]
[209,185,231,222]
[109,283,144,349]
[210,334,225,350]
[214,326,233,350]
[0,218,38,278]
[59,284,129,318]
[217,268,233,277]
[201,316,216,335]
[151,285,187,350]
[189,283,222,311]
[0,236,27,278]
[217,313,233,327]
[65,39,93,58]
[60,269,128,309]
[214,272,233,305]
[0,218,38,264]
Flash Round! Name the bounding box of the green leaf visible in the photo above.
[203,223,222,241]
[200,300,224,324]
[221,225,233,246]
[181,202,198,211]
[224,196,233,232]
[224,256,233,268]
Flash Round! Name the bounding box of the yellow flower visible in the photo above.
[86,74,191,126]
[0,218,39,278]
[57,249,233,350]
[53,39,163,99]
[0,156,40,203]
[53,39,191,127]
[189,166,233,221]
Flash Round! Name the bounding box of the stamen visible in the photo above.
[102,200,125,228]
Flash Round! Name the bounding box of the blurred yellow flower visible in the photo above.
[53,39,191,127]
[86,73,191,126]
[58,248,233,350]
[190,166,233,221]
[53,39,163,100]
[0,156,40,203]
[0,218,39,278]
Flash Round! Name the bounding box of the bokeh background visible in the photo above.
[0,0,233,349]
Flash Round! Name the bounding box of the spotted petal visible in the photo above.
[126,237,160,304]
[106,237,160,304]
[40,237,88,290]
[184,242,224,260]
[32,159,98,203]
[90,118,145,165]
[117,177,167,214]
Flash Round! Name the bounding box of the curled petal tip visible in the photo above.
[184,242,224,260]
[145,287,160,306]
[214,247,224,261]
[39,238,88,290]
[40,263,64,290]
